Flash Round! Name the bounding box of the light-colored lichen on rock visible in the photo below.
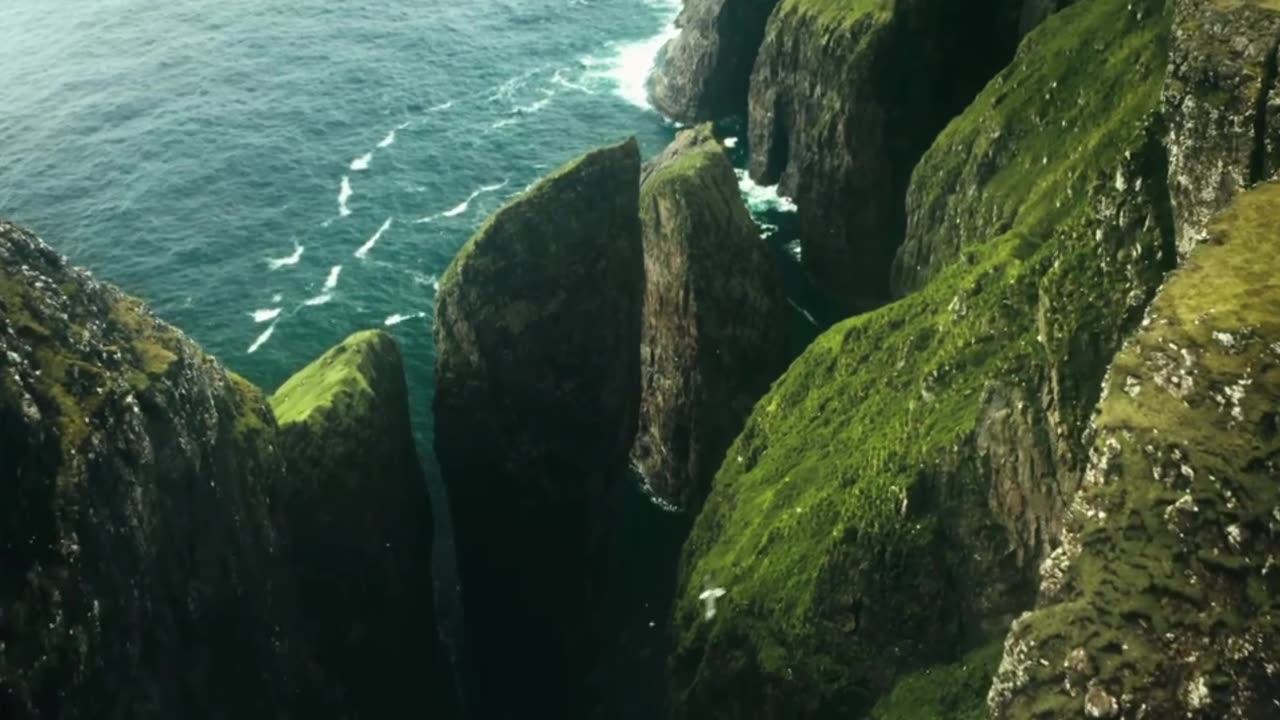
[1163,0,1280,254]
[988,181,1280,720]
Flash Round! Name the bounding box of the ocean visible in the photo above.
[0,0,810,711]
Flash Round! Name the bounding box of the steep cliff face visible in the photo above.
[989,182,1280,720]
[633,125,788,512]
[892,0,1173,293]
[670,0,1176,715]
[651,0,781,122]
[747,0,1023,307]
[433,138,644,717]
[1163,0,1280,254]
[270,330,454,718]
[0,222,320,718]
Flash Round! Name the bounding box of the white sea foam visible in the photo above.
[440,180,510,218]
[410,272,441,292]
[338,176,354,216]
[355,217,393,259]
[552,67,594,94]
[247,322,277,354]
[384,311,426,327]
[271,293,283,303]
[724,137,739,149]
[323,265,342,291]
[735,169,798,213]
[788,298,819,327]
[491,117,520,130]
[267,243,304,270]
[584,0,681,110]
[377,130,397,148]
[251,307,282,323]
[302,292,333,307]
[350,152,373,171]
[785,238,802,262]
[428,100,454,112]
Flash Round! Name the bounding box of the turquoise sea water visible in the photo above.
[0,1,813,711]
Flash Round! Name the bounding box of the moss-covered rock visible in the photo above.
[1163,0,1280,254]
[0,221,324,717]
[989,181,1280,720]
[634,125,788,512]
[433,138,644,717]
[270,329,454,718]
[669,0,1177,715]
[651,0,781,122]
[746,0,1024,307]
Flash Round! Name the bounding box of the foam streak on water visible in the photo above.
[323,264,342,291]
[247,321,277,354]
[267,243,304,269]
[377,130,397,148]
[355,217,393,259]
[251,307,282,323]
[350,152,373,171]
[338,176,354,216]
[384,311,426,327]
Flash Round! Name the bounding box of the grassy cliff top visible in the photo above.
[270,329,394,426]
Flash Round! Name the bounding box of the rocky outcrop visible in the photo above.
[1163,0,1280,254]
[670,0,1176,715]
[633,125,788,512]
[270,330,454,718]
[651,0,781,122]
[433,138,644,717]
[0,222,322,718]
[747,0,1023,307]
[989,182,1280,720]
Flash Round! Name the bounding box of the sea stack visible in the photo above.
[270,329,455,718]
[433,138,644,717]
[633,124,788,512]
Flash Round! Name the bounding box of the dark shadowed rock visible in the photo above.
[0,221,323,718]
[747,0,1023,309]
[651,0,782,122]
[633,125,787,512]
[270,329,455,719]
[433,138,644,718]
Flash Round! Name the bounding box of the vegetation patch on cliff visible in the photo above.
[671,0,1175,715]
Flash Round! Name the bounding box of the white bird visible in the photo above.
[698,587,727,620]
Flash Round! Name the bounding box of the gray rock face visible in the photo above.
[0,222,322,718]
[433,138,644,718]
[747,0,1023,308]
[651,0,781,122]
[1163,0,1280,254]
[633,125,788,512]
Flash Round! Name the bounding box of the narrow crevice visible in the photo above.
[1248,41,1279,184]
